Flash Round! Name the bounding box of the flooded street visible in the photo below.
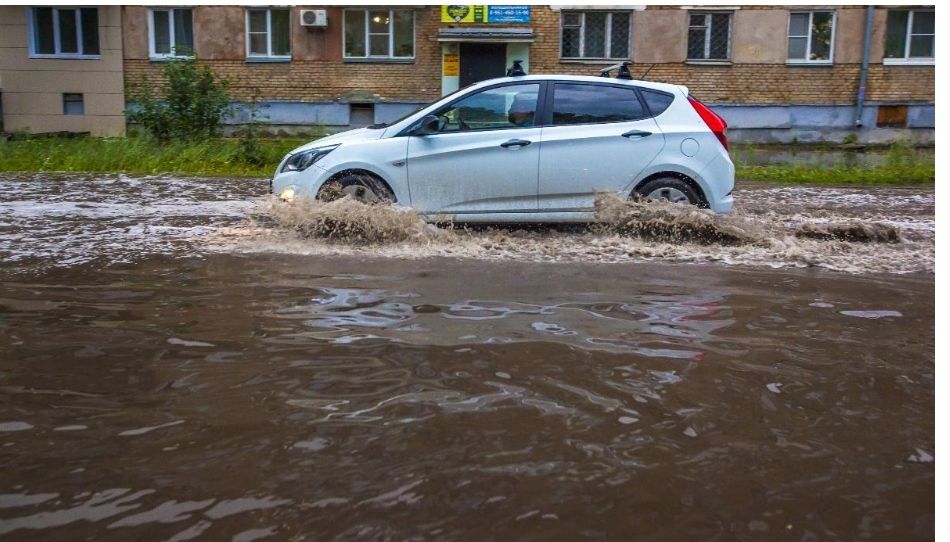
[0,174,934,540]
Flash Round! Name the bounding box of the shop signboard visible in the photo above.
[441,5,531,24]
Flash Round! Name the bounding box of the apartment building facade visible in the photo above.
[0,5,125,135]
[1,5,936,142]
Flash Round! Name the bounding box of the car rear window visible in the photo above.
[551,83,647,125]
[639,89,675,117]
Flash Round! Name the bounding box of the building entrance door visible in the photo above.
[459,43,507,87]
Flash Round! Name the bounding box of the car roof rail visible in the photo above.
[599,61,633,80]
[506,59,526,77]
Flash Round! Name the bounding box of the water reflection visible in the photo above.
[0,245,933,540]
[268,287,734,361]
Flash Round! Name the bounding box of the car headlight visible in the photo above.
[278,186,296,202]
[280,145,339,173]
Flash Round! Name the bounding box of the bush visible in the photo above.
[127,59,232,142]
[238,90,266,167]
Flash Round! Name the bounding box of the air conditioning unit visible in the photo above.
[300,9,327,27]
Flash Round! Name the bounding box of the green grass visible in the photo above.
[734,141,935,186]
[0,135,936,186]
[0,136,310,177]
[736,163,934,185]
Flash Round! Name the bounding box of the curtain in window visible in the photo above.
[345,11,366,57]
[884,11,908,58]
[173,9,193,53]
[80,8,99,55]
[271,9,290,56]
[33,8,55,54]
[154,11,171,54]
[392,10,413,57]
[58,9,79,53]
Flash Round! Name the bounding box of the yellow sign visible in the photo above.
[443,53,460,76]
[441,5,483,23]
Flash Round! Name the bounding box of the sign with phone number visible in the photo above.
[441,5,531,24]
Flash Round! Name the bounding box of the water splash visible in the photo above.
[248,189,932,274]
[263,196,446,244]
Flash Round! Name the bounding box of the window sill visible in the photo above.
[29,54,101,60]
[785,60,834,66]
[343,57,415,64]
[149,56,195,62]
[882,58,935,66]
[246,56,292,63]
[560,58,630,65]
[686,60,732,66]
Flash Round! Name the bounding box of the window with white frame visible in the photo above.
[246,8,290,59]
[343,9,414,59]
[884,9,934,62]
[561,11,631,60]
[687,12,731,61]
[787,11,835,63]
[29,7,100,58]
[149,8,194,58]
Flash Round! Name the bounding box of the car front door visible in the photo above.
[538,82,665,212]
[406,82,542,215]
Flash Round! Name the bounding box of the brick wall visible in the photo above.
[123,5,934,106]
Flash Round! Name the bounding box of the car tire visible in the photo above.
[317,173,395,205]
[634,177,704,207]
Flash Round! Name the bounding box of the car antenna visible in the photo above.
[507,60,526,76]
[639,63,656,80]
[599,61,632,80]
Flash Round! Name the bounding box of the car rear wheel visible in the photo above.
[634,177,703,206]
[317,173,395,204]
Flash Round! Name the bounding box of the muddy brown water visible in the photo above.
[0,174,935,540]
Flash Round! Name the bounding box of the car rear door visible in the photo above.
[406,82,541,215]
[538,82,665,212]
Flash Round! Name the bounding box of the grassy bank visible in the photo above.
[0,136,309,177]
[0,135,936,185]
[735,163,934,185]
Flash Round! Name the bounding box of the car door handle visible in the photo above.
[622,130,653,139]
[500,139,531,148]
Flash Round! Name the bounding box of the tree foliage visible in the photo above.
[127,59,232,142]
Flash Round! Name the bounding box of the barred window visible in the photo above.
[787,11,835,63]
[687,12,731,61]
[561,11,631,60]
[884,9,934,61]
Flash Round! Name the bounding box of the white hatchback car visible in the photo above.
[272,68,734,222]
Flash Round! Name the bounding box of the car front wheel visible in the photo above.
[317,173,395,205]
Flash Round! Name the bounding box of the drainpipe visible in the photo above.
[854,6,875,127]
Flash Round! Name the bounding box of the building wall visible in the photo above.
[123,6,444,102]
[116,5,935,142]
[0,5,125,136]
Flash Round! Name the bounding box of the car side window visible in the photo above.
[552,83,646,126]
[435,83,540,132]
[640,89,675,117]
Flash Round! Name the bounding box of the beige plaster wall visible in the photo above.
[732,9,788,64]
[633,9,687,63]
[0,5,125,135]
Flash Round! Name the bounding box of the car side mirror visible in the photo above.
[412,115,443,136]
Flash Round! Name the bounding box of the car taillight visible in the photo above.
[688,96,728,151]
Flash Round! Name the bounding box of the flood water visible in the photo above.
[0,174,935,540]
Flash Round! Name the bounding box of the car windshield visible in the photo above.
[366,84,476,129]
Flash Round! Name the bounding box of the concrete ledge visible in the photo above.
[907,105,935,128]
